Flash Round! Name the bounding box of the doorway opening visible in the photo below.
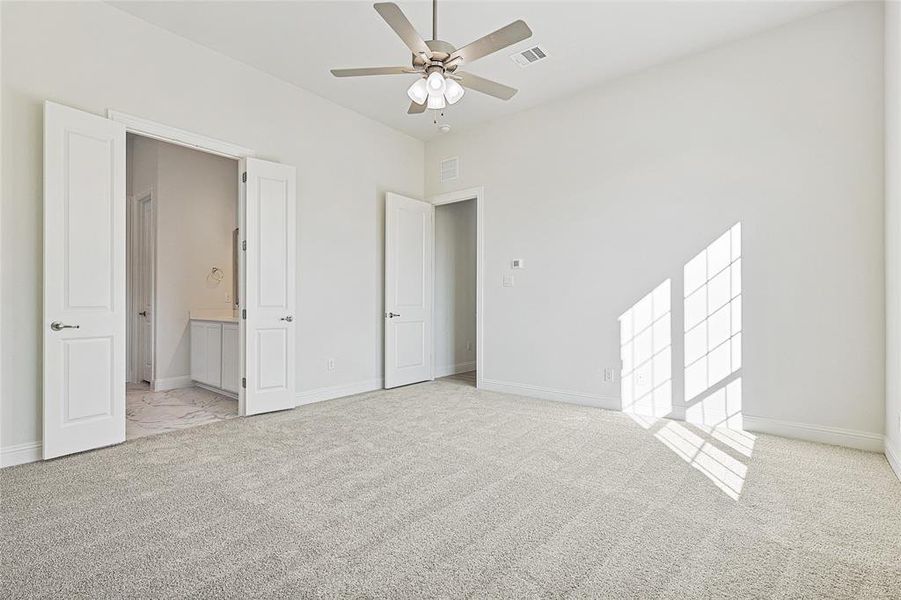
[125,133,240,439]
[43,102,297,460]
[383,188,483,390]
[434,198,477,387]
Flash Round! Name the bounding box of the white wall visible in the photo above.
[0,1,890,458]
[886,0,901,475]
[435,199,477,376]
[425,3,886,448]
[131,137,238,384]
[0,1,423,451]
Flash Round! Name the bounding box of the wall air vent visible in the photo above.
[440,157,459,183]
[510,44,549,68]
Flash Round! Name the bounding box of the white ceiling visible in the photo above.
[110,1,839,141]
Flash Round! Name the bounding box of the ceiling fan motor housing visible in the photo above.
[414,40,458,72]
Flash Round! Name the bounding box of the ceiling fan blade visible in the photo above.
[448,20,532,65]
[456,72,518,101]
[374,3,431,56]
[331,66,417,77]
[408,101,427,114]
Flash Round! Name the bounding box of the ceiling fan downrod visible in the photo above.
[432,0,438,42]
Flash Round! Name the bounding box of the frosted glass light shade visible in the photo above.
[427,93,446,110]
[407,78,428,104]
[444,79,465,105]
[426,71,446,95]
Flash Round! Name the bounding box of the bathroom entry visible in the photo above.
[42,102,297,458]
[125,133,241,439]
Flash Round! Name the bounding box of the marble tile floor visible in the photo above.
[126,383,238,440]
[439,370,477,387]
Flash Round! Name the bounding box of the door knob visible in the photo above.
[50,321,80,332]
[387,312,401,318]
[138,311,147,317]
[281,315,294,322]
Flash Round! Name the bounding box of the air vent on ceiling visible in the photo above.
[510,44,549,68]
[440,157,459,183]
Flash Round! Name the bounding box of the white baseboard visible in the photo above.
[742,415,884,452]
[195,382,238,400]
[886,438,901,480]
[153,376,193,392]
[1,442,42,468]
[479,378,620,410]
[296,378,383,407]
[435,361,476,378]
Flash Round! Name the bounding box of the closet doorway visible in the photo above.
[133,189,155,386]
[382,187,484,389]
[434,197,477,386]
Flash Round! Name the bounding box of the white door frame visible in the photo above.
[428,187,484,388]
[128,188,156,384]
[107,110,255,160]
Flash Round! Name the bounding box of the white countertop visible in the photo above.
[190,309,239,323]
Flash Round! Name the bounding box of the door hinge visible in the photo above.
[242,309,246,319]
[242,172,247,183]
[242,240,246,251]
[241,377,246,389]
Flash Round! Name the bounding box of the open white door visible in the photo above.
[136,194,154,383]
[43,102,126,459]
[384,193,434,388]
[239,158,296,416]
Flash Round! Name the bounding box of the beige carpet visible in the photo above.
[2,378,899,599]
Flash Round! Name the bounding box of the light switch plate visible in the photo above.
[503,274,515,287]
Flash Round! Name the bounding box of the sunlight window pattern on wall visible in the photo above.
[620,280,672,419]
[683,223,742,429]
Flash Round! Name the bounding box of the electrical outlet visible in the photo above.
[327,358,335,371]
[466,341,472,352]
[603,367,615,383]
[225,292,231,303]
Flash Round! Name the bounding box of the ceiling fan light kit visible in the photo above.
[444,78,465,105]
[426,71,446,95]
[331,0,532,116]
[407,78,429,104]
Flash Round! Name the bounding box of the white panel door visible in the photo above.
[385,193,434,388]
[136,195,154,383]
[43,101,126,459]
[240,158,296,415]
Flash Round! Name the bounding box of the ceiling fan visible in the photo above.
[331,0,532,114]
